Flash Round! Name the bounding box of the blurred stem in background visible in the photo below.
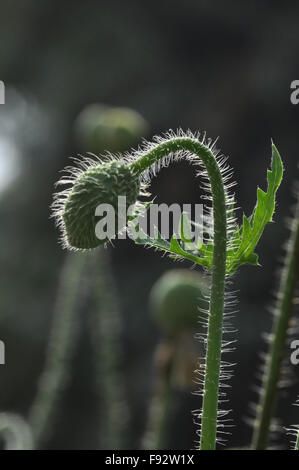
[143,270,208,449]
[143,336,199,450]
[148,344,175,450]
[28,244,127,449]
[28,248,128,450]
[252,190,299,450]
[0,413,33,450]
[28,253,85,448]
[88,248,128,450]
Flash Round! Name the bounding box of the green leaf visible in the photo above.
[227,143,283,274]
[128,199,154,222]
[134,227,209,268]
[179,211,196,251]
[198,241,214,268]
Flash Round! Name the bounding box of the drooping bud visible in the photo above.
[53,160,140,250]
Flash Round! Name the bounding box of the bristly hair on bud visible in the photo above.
[52,156,142,250]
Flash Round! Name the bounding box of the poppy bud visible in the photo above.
[53,160,140,250]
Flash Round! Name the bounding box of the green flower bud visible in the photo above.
[149,269,209,337]
[53,160,140,250]
[75,104,149,154]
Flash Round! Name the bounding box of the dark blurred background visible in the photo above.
[0,0,298,450]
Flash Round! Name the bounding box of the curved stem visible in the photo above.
[130,137,227,450]
[252,202,299,449]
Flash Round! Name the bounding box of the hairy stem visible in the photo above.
[130,137,227,450]
[296,431,299,450]
[252,201,299,450]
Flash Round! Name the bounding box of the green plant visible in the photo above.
[252,189,299,449]
[54,160,141,250]
[52,130,283,450]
